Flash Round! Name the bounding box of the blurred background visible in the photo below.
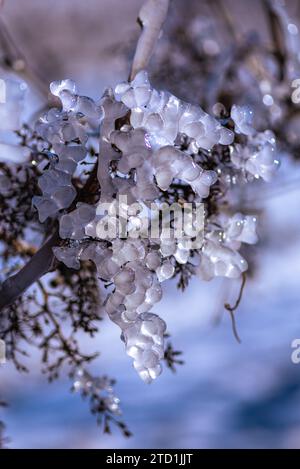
[1,0,300,449]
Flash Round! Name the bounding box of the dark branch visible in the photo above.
[0,231,59,311]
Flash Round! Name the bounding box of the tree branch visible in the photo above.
[0,231,59,311]
[129,0,170,80]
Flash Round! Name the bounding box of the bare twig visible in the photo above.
[224,273,247,344]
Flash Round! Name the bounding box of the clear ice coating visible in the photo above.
[106,255,167,383]
[32,168,77,222]
[153,146,217,197]
[30,74,280,383]
[123,312,166,384]
[197,238,248,280]
[197,213,258,280]
[231,105,255,136]
[52,244,83,270]
[231,130,280,182]
[230,105,280,181]
[33,80,103,222]
[224,213,258,248]
[59,203,96,240]
[115,70,234,150]
[84,239,167,383]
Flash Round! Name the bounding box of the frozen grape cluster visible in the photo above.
[33,74,280,383]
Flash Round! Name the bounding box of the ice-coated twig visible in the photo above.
[129,0,170,81]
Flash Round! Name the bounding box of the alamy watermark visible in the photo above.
[93,195,205,249]
[291,79,300,104]
[291,339,300,364]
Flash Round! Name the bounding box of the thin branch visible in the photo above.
[224,273,247,344]
[129,0,170,81]
[0,231,60,311]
